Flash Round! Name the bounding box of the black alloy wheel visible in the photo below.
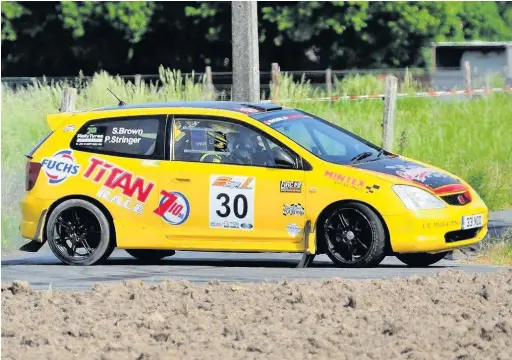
[322,202,386,267]
[47,199,114,265]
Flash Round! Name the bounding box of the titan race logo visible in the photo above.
[83,157,155,203]
[153,191,190,225]
[41,149,80,185]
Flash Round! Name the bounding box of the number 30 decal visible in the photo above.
[215,193,248,219]
[210,175,255,230]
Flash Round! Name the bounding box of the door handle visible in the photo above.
[172,177,191,183]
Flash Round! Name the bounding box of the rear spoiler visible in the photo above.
[46,111,86,131]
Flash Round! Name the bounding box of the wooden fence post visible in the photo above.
[271,62,280,102]
[464,61,471,90]
[204,66,214,99]
[326,68,332,98]
[382,75,398,152]
[60,88,77,112]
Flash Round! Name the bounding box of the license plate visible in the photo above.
[461,214,483,230]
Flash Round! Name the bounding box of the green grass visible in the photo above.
[1,68,511,249]
[472,230,512,266]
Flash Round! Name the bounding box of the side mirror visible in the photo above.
[272,147,296,169]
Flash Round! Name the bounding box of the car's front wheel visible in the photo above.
[125,249,176,262]
[320,202,387,268]
[396,252,449,267]
[46,199,114,266]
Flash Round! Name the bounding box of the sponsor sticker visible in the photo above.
[41,149,81,185]
[97,188,144,215]
[365,184,381,193]
[63,125,76,132]
[286,223,302,238]
[422,220,458,229]
[154,191,190,225]
[237,107,260,114]
[263,114,308,126]
[280,181,302,193]
[324,171,365,190]
[76,126,106,147]
[83,157,155,204]
[283,203,305,216]
[384,165,449,183]
[210,175,255,230]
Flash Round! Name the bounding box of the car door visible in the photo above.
[155,115,307,250]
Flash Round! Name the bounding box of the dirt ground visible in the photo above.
[2,269,512,360]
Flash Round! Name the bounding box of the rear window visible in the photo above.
[71,116,166,159]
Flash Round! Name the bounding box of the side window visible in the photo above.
[72,116,166,159]
[172,118,299,168]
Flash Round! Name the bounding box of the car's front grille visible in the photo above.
[445,228,481,243]
[441,192,471,206]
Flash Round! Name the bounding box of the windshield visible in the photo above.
[252,109,384,165]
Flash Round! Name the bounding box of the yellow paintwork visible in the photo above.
[20,106,488,255]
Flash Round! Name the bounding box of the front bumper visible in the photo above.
[384,199,488,254]
[20,193,52,242]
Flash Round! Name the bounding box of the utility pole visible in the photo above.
[231,1,260,102]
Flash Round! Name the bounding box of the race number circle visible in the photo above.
[159,191,190,225]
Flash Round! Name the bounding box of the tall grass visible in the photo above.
[1,67,511,248]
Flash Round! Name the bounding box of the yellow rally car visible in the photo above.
[19,101,488,267]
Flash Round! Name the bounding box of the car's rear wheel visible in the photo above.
[396,252,449,267]
[46,199,114,266]
[125,249,176,262]
[320,202,386,268]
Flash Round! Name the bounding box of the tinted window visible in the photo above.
[172,118,299,168]
[72,116,166,158]
[252,110,382,165]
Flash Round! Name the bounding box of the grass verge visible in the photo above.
[470,230,512,266]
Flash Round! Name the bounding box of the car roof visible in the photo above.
[93,100,285,114]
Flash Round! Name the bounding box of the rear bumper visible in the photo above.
[20,193,52,242]
[384,199,488,253]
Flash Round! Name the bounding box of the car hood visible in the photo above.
[350,155,468,194]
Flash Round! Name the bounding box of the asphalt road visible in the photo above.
[2,211,510,291]
[1,247,508,291]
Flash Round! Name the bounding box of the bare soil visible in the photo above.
[2,269,512,360]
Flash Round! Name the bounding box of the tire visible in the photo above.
[320,202,387,268]
[125,249,176,262]
[396,252,449,267]
[46,199,114,266]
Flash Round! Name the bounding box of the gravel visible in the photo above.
[2,269,512,360]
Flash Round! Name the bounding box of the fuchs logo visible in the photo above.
[154,191,190,225]
[280,181,302,193]
[41,149,80,185]
[83,157,155,203]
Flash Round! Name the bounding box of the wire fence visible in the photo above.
[2,66,509,102]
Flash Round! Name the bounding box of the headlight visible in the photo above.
[392,185,446,210]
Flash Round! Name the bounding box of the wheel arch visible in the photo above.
[43,195,117,247]
[313,199,392,255]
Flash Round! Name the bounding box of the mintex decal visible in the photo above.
[83,157,155,203]
[325,171,365,190]
[280,181,302,193]
[41,149,80,185]
[153,191,190,225]
[76,126,106,147]
[283,203,305,216]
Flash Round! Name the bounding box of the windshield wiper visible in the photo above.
[350,151,373,163]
